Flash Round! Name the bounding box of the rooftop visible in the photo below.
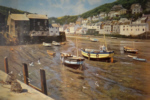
[10,14,29,21]
[27,14,48,19]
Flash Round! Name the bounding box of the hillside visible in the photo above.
[49,0,148,25]
[49,15,78,25]
[0,5,30,20]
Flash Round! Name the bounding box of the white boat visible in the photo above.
[52,41,60,46]
[60,36,85,67]
[61,55,85,66]
[90,38,98,42]
[127,55,137,58]
[43,42,51,47]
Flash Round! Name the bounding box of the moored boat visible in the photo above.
[127,55,137,58]
[124,46,138,53]
[133,57,146,62]
[81,48,114,59]
[52,41,60,46]
[43,42,51,47]
[47,50,55,56]
[60,54,85,66]
[90,38,98,42]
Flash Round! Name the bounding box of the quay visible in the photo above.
[0,57,54,100]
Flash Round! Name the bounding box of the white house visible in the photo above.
[108,5,127,17]
[99,12,107,19]
[104,21,113,34]
[92,16,99,21]
[131,4,143,14]
[120,23,149,36]
[49,24,59,36]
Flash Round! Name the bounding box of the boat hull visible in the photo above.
[81,49,114,59]
[124,46,138,53]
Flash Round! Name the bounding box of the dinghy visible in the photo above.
[90,38,98,42]
[43,42,51,47]
[47,50,55,56]
[52,41,60,46]
[133,57,146,62]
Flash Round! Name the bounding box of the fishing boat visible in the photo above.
[81,33,114,61]
[47,50,55,56]
[81,48,114,60]
[90,38,98,42]
[43,42,51,47]
[133,57,146,62]
[60,36,85,67]
[52,41,60,46]
[61,55,85,66]
[124,46,138,53]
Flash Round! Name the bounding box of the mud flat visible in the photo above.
[0,36,150,100]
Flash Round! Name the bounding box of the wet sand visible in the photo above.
[0,36,150,100]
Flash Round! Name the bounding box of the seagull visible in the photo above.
[38,58,41,64]
[29,62,34,66]
[95,81,99,87]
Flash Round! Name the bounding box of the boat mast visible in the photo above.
[103,33,108,51]
[76,34,78,57]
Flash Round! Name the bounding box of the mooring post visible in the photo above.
[4,57,9,74]
[23,63,29,85]
[111,57,114,63]
[40,69,47,95]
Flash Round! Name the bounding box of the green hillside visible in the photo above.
[49,15,78,25]
[49,0,149,25]
[0,5,30,20]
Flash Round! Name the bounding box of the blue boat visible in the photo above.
[133,57,146,62]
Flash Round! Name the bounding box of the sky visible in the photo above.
[0,0,116,17]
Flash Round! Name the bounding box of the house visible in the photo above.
[76,27,88,34]
[99,12,107,19]
[87,17,92,22]
[49,24,59,36]
[142,14,150,31]
[108,5,127,17]
[82,19,88,24]
[76,17,83,25]
[59,24,68,32]
[104,21,113,34]
[7,13,29,38]
[120,23,149,36]
[92,16,99,21]
[131,4,142,14]
[27,14,49,36]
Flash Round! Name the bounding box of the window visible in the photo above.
[131,29,132,31]
[143,29,145,31]
[127,29,128,31]
[123,29,125,31]
[51,31,53,33]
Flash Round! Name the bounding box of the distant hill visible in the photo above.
[50,0,148,25]
[49,15,78,25]
[0,5,30,21]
